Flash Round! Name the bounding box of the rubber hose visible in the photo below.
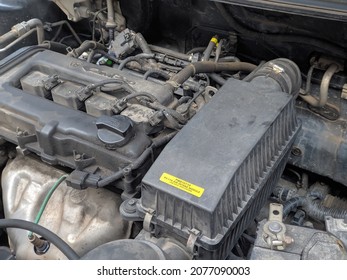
[97,170,123,188]
[125,92,158,102]
[97,132,177,187]
[283,196,307,217]
[147,102,186,124]
[143,69,170,80]
[171,61,257,85]
[118,53,155,70]
[0,219,80,260]
[135,33,157,65]
[209,73,227,85]
[43,41,68,54]
[68,40,107,58]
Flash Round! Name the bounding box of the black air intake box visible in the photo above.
[140,69,300,259]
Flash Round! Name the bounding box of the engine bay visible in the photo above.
[0,0,347,260]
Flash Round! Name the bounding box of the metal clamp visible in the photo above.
[143,210,155,232]
[187,229,200,254]
[263,203,294,250]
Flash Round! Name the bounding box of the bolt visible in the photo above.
[123,167,132,176]
[268,222,283,233]
[75,154,81,160]
[128,199,136,206]
[291,146,302,157]
[284,236,294,245]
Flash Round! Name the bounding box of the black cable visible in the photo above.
[143,69,170,81]
[79,78,134,96]
[118,53,156,70]
[124,92,158,102]
[68,40,107,58]
[97,132,177,188]
[283,196,307,217]
[0,219,80,260]
[87,49,120,64]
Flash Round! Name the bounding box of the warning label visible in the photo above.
[160,173,205,198]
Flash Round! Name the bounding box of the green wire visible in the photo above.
[28,174,68,238]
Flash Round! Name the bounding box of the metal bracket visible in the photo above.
[263,203,294,250]
[187,229,200,254]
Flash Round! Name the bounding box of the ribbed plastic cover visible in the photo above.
[140,78,299,257]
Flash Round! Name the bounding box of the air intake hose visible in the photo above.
[248,58,302,96]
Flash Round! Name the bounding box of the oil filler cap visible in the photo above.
[96,115,134,149]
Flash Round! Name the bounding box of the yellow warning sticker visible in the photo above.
[160,172,205,198]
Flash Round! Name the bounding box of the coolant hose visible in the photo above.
[249,58,302,95]
[172,61,256,85]
[144,69,170,80]
[68,40,107,58]
[157,61,256,99]
[0,219,80,260]
[118,53,156,70]
[135,33,157,65]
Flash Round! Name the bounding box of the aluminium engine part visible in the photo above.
[2,154,131,260]
[325,216,347,249]
[130,59,301,259]
[289,100,347,186]
[0,47,175,191]
[81,229,192,260]
[51,0,91,22]
[251,219,347,260]
[81,240,167,260]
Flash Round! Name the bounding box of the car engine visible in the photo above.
[0,0,347,260]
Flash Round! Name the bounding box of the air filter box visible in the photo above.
[139,60,301,259]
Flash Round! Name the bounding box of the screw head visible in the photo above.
[128,199,136,206]
[268,222,283,233]
[291,146,302,157]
